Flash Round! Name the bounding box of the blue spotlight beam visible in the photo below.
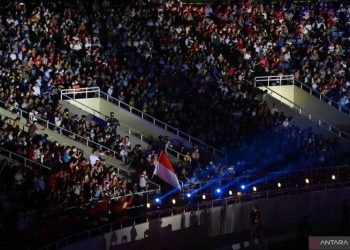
[190,172,233,196]
[157,171,233,201]
[219,166,292,193]
[157,187,179,201]
[157,168,219,201]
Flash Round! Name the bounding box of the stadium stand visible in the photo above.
[0,0,349,249]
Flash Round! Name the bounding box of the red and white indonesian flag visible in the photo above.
[153,151,181,189]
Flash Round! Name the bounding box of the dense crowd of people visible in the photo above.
[0,0,350,248]
[1,0,347,171]
[0,157,150,247]
[0,114,160,247]
[0,113,156,203]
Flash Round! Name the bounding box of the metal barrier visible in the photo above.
[41,164,350,250]
[0,145,52,171]
[107,182,160,203]
[181,164,350,195]
[255,75,350,116]
[0,99,132,177]
[40,178,350,250]
[60,180,161,214]
[60,87,101,100]
[0,115,54,170]
[255,75,295,86]
[0,106,86,152]
[254,77,349,140]
[60,88,227,159]
[294,80,350,116]
[60,92,190,164]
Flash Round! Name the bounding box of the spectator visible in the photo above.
[270,103,279,115]
[282,118,290,128]
[90,149,101,167]
[14,169,24,186]
[191,148,200,168]
[12,117,21,134]
[106,112,120,137]
[139,170,148,191]
[250,205,263,240]
[27,121,43,138]
[119,136,131,163]
[62,146,71,164]
[183,152,191,164]
[33,174,45,193]
[92,184,104,202]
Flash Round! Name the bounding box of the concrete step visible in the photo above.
[0,107,131,177]
[60,99,187,167]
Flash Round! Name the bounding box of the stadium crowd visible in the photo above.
[0,113,151,203]
[0,0,350,248]
[0,113,158,246]
[1,0,348,170]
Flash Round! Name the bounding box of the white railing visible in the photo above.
[60,87,101,100]
[294,80,350,116]
[0,145,52,170]
[60,92,190,164]
[0,115,53,170]
[255,75,350,116]
[0,100,131,177]
[1,107,86,153]
[60,88,227,159]
[254,75,295,86]
[254,78,349,140]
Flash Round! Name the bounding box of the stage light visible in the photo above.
[202,194,206,200]
[228,190,233,196]
[331,174,336,180]
[305,178,310,184]
[241,185,246,190]
[216,188,221,194]
[253,186,257,192]
[155,198,160,203]
[277,182,282,188]
[171,198,176,205]
[186,193,191,198]
[146,203,151,208]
